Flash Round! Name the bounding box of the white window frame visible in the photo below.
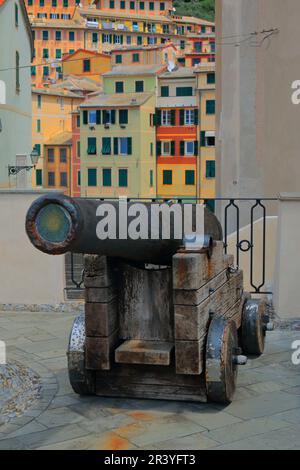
[119,137,128,156]
[162,110,171,126]
[103,34,110,44]
[185,141,194,156]
[88,110,97,125]
[162,141,171,156]
[185,109,194,125]
[115,34,121,44]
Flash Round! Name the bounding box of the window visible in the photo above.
[139,1,144,9]
[130,1,135,8]
[60,148,67,163]
[77,171,81,186]
[162,110,171,126]
[162,141,171,156]
[115,137,132,155]
[92,32,98,43]
[149,1,154,10]
[31,66,36,76]
[201,131,215,147]
[36,169,42,186]
[185,109,195,125]
[115,81,124,93]
[48,172,55,187]
[119,109,128,124]
[185,141,195,156]
[201,25,206,33]
[114,35,122,44]
[37,119,41,133]
[42,30,48,41]
[126,35,132,45]
[28,0,33,5]
[55,30,61,41]
[62,13,71,19]
[77,141,80,158]
[132,53,140,63]
[206,100,215,115]
[180,40,185,50]
[103,169,112,187]
[43,48,49,59]
[103,109,115,125]
[116,54,122,64]
[34,144,41,156]
[119,137,128,155]
[137,36,142,45]
[194,42,202,53]
[47,148,54,162]
[185,170,195,186]
[37,94,42,109]
[50,12,59,18]
[160,2,165,11]
[43,66,49,77]
[120,0,125,9]
[37,13,47,18]
[119,169,128,187]
[76,115,80,127]
[69,49,75,54]
[206,160,216,178]
[161,86,169,97]
[207,72,215,85]
[15,51,20,92]
[163,24,169,34]
[60,172,67,187]
[88,110,97,124]
[135,80,144,92]
[150,169,153,187]
[109,0,115,8]
[52,0,57,6]
[15,3,18,27]
[150,142,153,156]
[163,170,172,185]
[63,0,68,6]
[87,137,97,155]
[102,137,111,155]
[83,59,91,72]
[69,31,75,41]
[176,87,193,97]
[102,34,111,44]
[40,0,45,6]
[56,49,62,59]
[88,169,97,187]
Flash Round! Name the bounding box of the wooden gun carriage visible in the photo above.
[26,194,273,404]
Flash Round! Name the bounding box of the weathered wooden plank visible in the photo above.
[85,330,119,371]
[115,340,174,366]
[175,337,205,375]
[85,300,118,337]
[84,255,115,287]
[85,286,116,303]
[173,242,232,291]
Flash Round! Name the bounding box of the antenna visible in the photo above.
[167,60,175,72]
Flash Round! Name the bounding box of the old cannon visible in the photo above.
[26,194,272,404]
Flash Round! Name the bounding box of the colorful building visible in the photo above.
[102,64,165,94]
[25,0,90,20]
[79,91,157,198]
[156,67,198,199]
[0,0,34,189]
[111,43,177,67]
[93,0,173,16]
[32,86,83,187]
[43,131,72,194]
[71,109,81,196]
[194,63,216,207]
[62,48,111,83]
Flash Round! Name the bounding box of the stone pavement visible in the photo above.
[0,310,300,450]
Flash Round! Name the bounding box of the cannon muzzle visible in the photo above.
[26,194,223,265]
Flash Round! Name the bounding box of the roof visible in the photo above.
[111,43,177,53]
[80,92,154,108]
[0,1,34,59]
[173,15,215,27]
[159,67,196,79]
[52,75,101,93]
[31,18,84,29]
[193,63,216,73]
[32,87,83,99]
[62,48,110,62]
[44,132,72,146]
[103,65,166,77]
[79,8,172,23]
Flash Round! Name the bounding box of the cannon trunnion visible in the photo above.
[26,195,272,404]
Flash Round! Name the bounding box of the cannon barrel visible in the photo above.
[25,194,223,265]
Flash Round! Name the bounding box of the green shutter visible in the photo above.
[150,169,153,187]
[36,169,42,186]
[161,86,169,97]
[163,170,172,185]
[119,169,128,187]
[194,140,198,156]
[34,144,41,156]
[156,141,161,156]
[200,131,206,146]
[119,109,128,124]
[171,110,176,126]
[176,87,193,97]
[87,137,97,155]
[102,137,111,155]
[96,110,101,125]
[180,109,185,126]
[207,72,215,84]
[111,110,116,124]
[102,110,108,124]
[206,100,215,115]
[156,110,162,126]
[180,141,185,156]
[83,110,88,125]
[103,169,112,187]
[171,141,176,156]
[206,161,216,178]
[113,137,119,155]
[194,109,199,125]
[88,169,97,187]
[77,171,81,186]
[127,137,132,155]
[185,170,195,185]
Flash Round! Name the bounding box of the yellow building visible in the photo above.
[195,63,216,207]
[111,43,177,67]
[43,131,72,195]
[62,48,111,83]
[32,87,83,187]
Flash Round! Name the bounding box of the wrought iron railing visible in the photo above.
[65,197,278,296]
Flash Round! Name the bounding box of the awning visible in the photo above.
[205,131,215,137]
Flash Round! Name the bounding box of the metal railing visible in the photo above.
[65,197,278,296]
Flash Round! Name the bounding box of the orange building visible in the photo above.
[62,49,111,83]
[92,0,173,16]
[43,131,72,195]
[25,0,90,19]
[184,35,215,67]
[156,68,198,199]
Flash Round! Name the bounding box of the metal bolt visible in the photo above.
[264,322,275,332]
[233,355,248,365]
